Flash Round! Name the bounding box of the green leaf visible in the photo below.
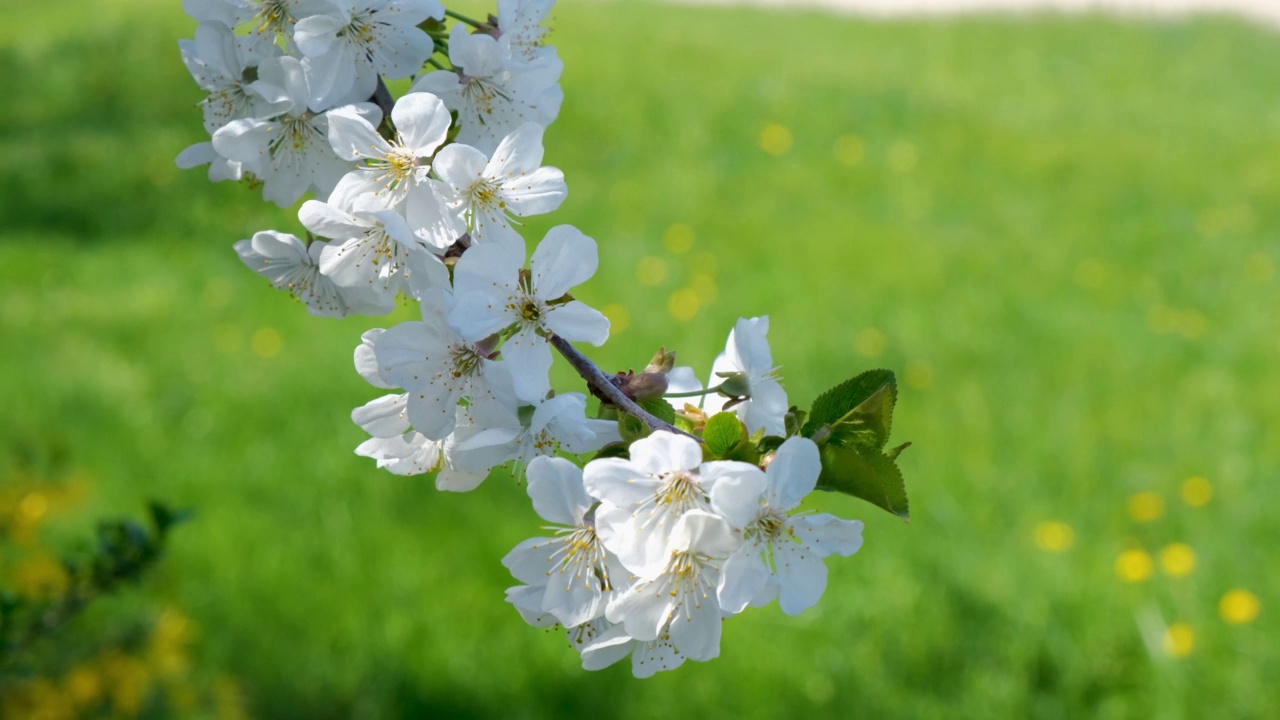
[817,443,910,521]
[825,382,896,452]
[637,397,676,426]
[618,413,648,443]
[703,412,745,458]
[802,369,897,440]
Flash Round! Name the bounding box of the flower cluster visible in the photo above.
[180,0,897,679]
[505,433,863,677]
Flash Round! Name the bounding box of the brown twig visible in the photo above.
[548,334,700,442]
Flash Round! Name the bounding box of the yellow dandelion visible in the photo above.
[758,123,793,156]
[1180,476,1212,507]
[904,359,933,390]
[600,304,630,335]
[855,327,887,358]
[250,327,282,359]
[690,273,718,304]
[1245,252,1274,283]
[1116,549,1154,583]
[1074,258,1107,289]
[1146,305,1177,335]
[1163,622,1195,658]
[1159,543,1196,578]
[1219,589,1260,624]
[667,289,700,322]
[662,224,695,254]
[1127,491,1164,523]
[1033,521,1074,552]
[888,141,918,172]
[1176,310,1208,340]
[635,256,668,286]
[833,134,865,166]
[65,665,104,708]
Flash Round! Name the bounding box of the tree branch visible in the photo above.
[373,76,395,120]
[548,334,700,441]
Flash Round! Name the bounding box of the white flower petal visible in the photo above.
[543,301,609,346]
[530,225,597,300]
[525,456,590,525]
[766,436,821,511]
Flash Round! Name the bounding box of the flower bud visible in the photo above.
[618,371,669,401]
[644,347,676,375]
[715,371,752,399]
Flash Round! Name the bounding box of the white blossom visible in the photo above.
[373,288,517,440]
[502,456,629,627]
[327,92,464,247]
[703,316,789,437]
[583,432,753,577]
[433,122,567,250]
[212,56,370,206]
[411,23,562,155]
[710,436,864,615]
[496,0,556,64]
[175,141,244,183]
[180,22,282,133]
[294,0,443,110]
[233,230,387,316]
[603,510,739,662]
[450,393,619,472]
[449,225,609,403]
[299,191,447,306]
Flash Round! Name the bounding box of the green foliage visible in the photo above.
[803,370,911,519]
[703,412,745,457]
[802,368,897,440]
[1,502,188,670]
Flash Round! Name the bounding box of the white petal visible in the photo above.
[580,625,635,672]
[486,122,545,178]
[741,376,788,438]
[669,510,738,557]
[665,590,721,662]
[529,225,597,300]
[630,635,686,678]
[795,514,865,558]
[433,142,490,194]
[773,543,828,616]
[717,545,771,615]
[581,458,655,506]
[354,328,392,388]
[298,199,363,239]
[629,432,702,475]
[605,581,671,643]
[501,165,566,217]
[327,105,391,161]
[525,456,590,525]
[705,463,767,529]
[393,91,452,155]
[501,536,559,585]
[352,393,411,438]
[543,301,609,346]
[766,436,821,511]
[501,327,553,404]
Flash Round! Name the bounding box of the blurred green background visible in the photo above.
[2,0,1278,716]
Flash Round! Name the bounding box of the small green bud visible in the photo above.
[644,347,677,374]
[714,371,752,399]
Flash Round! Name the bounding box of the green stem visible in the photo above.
[664,383,726,399]
[445,9,485,27]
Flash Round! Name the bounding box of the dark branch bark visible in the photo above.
[548,334,700,442]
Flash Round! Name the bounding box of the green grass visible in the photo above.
[3,0,1279,716]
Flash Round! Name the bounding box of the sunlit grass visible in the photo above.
[2,0,1278,715]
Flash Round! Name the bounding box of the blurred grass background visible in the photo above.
[2,0,1279,716]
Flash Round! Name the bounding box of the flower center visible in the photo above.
[549,527,612,592]
[656,472,702,510]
